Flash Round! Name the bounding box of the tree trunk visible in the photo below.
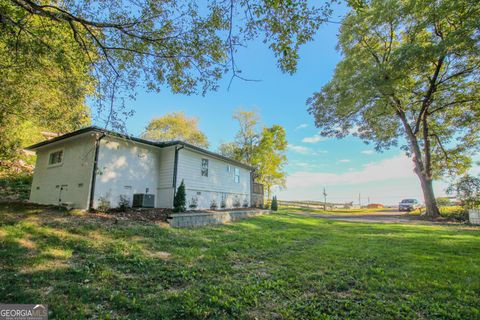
[396,108,440,218]
[414,165,440,217]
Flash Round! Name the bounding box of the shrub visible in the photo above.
[439,206,468,221]
[220,197,226,209]
[0,172,32,201]
[447,175,480,209]
[233,197,241,208]
[117,195,130,212]
[189,196,198,209]
[210,199,218,210]
[173,180,186,212]
[97,196,111,213]
[271,196,278,211]
[242,198,248,208]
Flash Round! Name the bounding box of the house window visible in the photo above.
[234,168,240,183]
[201,158,209,177]
[227,165,231,173]
[48,150,63,166]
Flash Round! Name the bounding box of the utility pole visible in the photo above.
[323,187,327,211]
[358,193,361,207]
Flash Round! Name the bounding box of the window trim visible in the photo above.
[234,167,240,183]
[47,149,64,167]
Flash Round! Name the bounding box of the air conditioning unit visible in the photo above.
[132,194,155,208]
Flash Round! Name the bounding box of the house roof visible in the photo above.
[26,126,255,170]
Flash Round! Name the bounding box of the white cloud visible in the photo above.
[287,144,312,154]
[302,134,325,143]
[287,144,328,156]
[295,124,308,131]
[361,149,375,155]
[285,154,415,189]
[338,159,351,163]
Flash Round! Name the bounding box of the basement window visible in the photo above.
[201,158,209,177]
[48,150,63,166]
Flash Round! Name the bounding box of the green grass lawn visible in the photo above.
[1,203,479,319]
[280,206,395,215]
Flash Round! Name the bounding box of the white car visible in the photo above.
[399,199,421,212]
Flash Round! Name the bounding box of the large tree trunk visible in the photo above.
[396,109,440,218]
[413,165,440,217]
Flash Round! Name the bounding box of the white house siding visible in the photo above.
[176,148,251,210]
[29,134,97,209]
[156,146,176,208]
[93,136,162,209]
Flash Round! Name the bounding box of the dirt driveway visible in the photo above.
[291,210,454,225]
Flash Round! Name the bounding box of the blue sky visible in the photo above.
[94,4,478,205]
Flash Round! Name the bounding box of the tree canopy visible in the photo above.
[141,112,209,148]
[1,2,92,160]
[3,0,333,127]
[307,0,480,216]
[219,109,287,198]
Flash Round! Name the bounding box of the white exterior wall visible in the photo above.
[176,148,251,210]
[29,134,97,209]
[30,133,251,211]
[156,146,176,208]
[93,136,163,209]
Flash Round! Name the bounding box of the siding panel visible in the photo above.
[29,134,96,209]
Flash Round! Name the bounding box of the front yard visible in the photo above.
[1,203,479,319]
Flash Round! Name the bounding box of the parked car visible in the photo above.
[399,199,421,212]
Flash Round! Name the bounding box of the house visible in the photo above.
[26,126,256,210]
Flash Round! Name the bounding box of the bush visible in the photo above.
[439,206,468,221]
[271,196,278,211]
[210,199,218,210]
[233,197,241,208]
[173,180,186,212]
[117,195,130,212]
[447,175,480,209]
[242,198,248,208]
[220,198,226,209]
[189,196,198,210]
[0,172,32,201]
[97,196,111,213]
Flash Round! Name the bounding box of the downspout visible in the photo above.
[172,144,185,198]
[88,133,106,210]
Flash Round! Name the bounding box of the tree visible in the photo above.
[173,180,186,212]
[219,109,287,199]
[217,142,240,159]
[271,196,278,211]
[307,0,480,217]
[447,175,480,209]
[233,109,261,164]
[1,2,92,161]
[435,197,452,207]
[3,0,334,130]
[141,112,209,148]
[253,125,288,199]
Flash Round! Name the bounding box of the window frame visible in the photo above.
[234,167,240,183]
[201,158,209,177]
[47,149,64,167]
